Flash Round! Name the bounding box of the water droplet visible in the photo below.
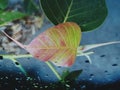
[15,62,19,65]
[0,56,3,60]
[85,60,89,63]
[45,74,49,78]
[116,57,119,60]
[26,77,32,81]
[15,88,18,90]
[27,57,30,60]
[116,33,118,37]
[90,74,94,77]
[81,85,86,89]
[40,87,43,89]
[112,64,118,66]
[58,66,61,68]
[89,78,92,81]
[15,78,19,80]
[104,70,108,73]
[65,84,70,88]
[45,86,48,88]
[100,55,106,57]
[89,74,94,80]
[34,85,38,88]
[5,76,8,79]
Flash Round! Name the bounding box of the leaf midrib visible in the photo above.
[28,47,77,50]
[63,0,73,23]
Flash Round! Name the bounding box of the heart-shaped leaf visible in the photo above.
[2,22,81,67]
[25,22,81,67]
[41,0,108,32]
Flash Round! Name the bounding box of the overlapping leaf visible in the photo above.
[25,22,81,67]
[41,0,108,31]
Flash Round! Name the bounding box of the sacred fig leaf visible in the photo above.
[25,22,81,67]
[2,22,81,67]
[41,0,108,32]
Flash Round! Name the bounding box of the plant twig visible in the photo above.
[10,58,28,76]
[0,54,62,80]
[45,61,62,81]
[0,55,28,76]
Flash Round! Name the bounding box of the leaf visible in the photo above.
[0,0,8,10]
[23,0,40,15]
[0,11,26,26]
[2,22,81,67]
[63,70,82,82]
[61,69,70,81]
[41,0,108,32]
[26,22,81,67]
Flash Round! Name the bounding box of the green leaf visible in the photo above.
[64,70,83,82]
[25,22,81,67]
[61,69,70,81]
[0,0,8,10]
[0,11,27,26]
[23,0,40,15]
[41,0,108,32]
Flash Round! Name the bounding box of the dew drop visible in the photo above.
[85,60,89,63]
[0,56,3,60]
[90,74,94,77]
[89,74,94,80]
[5,76,8,79]
[104,70,108,73]
[81,85,86,89]
[34,85,38,88]
[116,57,119,60]
[26,77,32,81]
[40,87,43,89]
[45,74,49,78]
[58,66,61,68]
[112,64,118,66]
[15,88,18,90]
[100,55,106,57]
[45,86,48,88]
[15,62,19,65]
[15,78,19,80]
[65,84,70,88]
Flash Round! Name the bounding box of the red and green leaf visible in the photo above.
[2,22,81,67]
[26,22,81,67]
[2,22,120,67]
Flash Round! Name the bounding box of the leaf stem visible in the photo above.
[0,54,62,80]
[45,62,62,81]
[11,58,28,76]
[0,54,33,59]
